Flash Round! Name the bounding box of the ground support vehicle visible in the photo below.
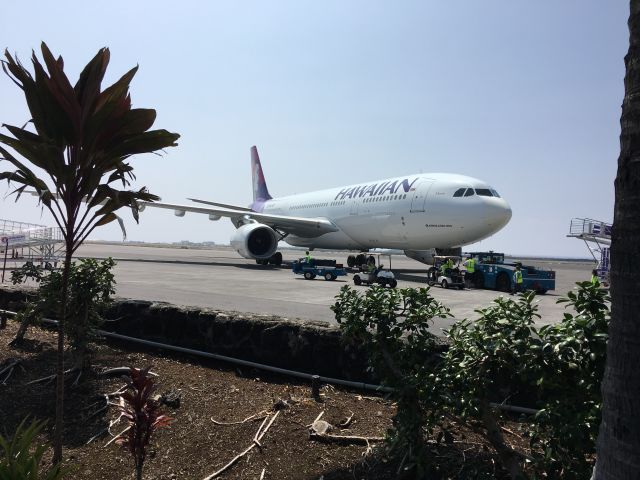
[427,256,465,289]
[464,251,555,294]
[353,267,397,288]
[291,259,347,281]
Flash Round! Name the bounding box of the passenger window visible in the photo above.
[475,189,492,197]
[464,188,475,197]
[453,188,465,197]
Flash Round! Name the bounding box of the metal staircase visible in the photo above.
[567,218,612,284]
[1,219,65,280]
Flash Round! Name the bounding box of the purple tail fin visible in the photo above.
[251,146,272,203]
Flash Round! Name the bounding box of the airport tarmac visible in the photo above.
[34,243,597,336]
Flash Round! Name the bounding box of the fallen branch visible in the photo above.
[257,410,280,443]
[99,367,158,378]
[25,367,78,386]
[104,425,131,447]
[86,428,108,445]
[203,411,280,480]
[0,358,23,385]
[252,416,270,448]
[337,412,354,429]
[309,431,384,445]
[308,410,324,427]
[211,410,268,426]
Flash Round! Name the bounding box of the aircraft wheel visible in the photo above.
[347,255,356,268]
[270,252,283,266]
[324,272,334,281]
[304,272,314,280]
[355,254,366,267]
[353,275,362,286]
[538,289,548,295]
[441,279,449,289]
[496,273,511,292]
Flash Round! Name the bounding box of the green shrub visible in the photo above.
[332,285,451,476]
[0,419,67,479]
[333,283,609,479]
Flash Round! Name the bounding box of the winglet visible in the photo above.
[251,146,273,203]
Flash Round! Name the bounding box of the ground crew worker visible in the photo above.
[512,265,523,294]
[591,269,600,287]
[463,256,476,287]
[305,251,312,263]
[367,260,376,273]
[441,258,453,275]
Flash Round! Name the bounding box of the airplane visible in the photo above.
[139,146,512,267]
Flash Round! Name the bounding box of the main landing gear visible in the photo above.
[256,251,283,266]
[347,254,375,269]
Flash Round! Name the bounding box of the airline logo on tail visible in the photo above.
[251,146,272,204]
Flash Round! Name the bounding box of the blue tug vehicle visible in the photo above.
[463,251,555,294]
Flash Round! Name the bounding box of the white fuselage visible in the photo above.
[261,173,511,251]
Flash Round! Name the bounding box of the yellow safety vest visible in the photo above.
[515,270,523,284]
[466,259,475,273]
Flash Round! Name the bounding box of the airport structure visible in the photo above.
[0,218,63,281]
[567,217,612,283]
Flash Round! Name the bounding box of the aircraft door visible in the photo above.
[410,180,434,213]
[350,197,359,215]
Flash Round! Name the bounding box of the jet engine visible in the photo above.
[404,249,437,265]
[230,223,278,260]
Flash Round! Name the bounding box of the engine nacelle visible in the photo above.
[404,248,463,265]
[404,249,437,265]
[231,223,278,260]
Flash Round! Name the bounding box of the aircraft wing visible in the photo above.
[140,201,339,238]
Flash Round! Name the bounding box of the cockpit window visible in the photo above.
[453,188,465,197]
[475,189,493,197]
[464,188,475,197]
[491,189,500,198]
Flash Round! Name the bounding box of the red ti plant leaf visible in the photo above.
[116,366,172,480]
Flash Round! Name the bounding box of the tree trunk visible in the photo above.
[479,399,524,480]
[594,1,640,478]
[9,308,33,345]
[52,245,72,465]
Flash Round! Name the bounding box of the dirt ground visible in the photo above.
[0,319,525,479]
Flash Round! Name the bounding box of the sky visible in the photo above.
[0,1,629,257]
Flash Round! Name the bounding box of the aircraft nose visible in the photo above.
[487,198,512,230]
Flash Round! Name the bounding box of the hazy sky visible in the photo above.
[0,2,629,257]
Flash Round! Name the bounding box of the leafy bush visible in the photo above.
[528,281,609,478]
[333,283,610,479]
[332,285,451,476]
[0,418,68,479]
[10,258,116,368]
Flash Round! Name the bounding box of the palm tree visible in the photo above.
[0,42,179,464]
[594,1,640,478]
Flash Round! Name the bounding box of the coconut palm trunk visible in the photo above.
[594,1,640,478]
